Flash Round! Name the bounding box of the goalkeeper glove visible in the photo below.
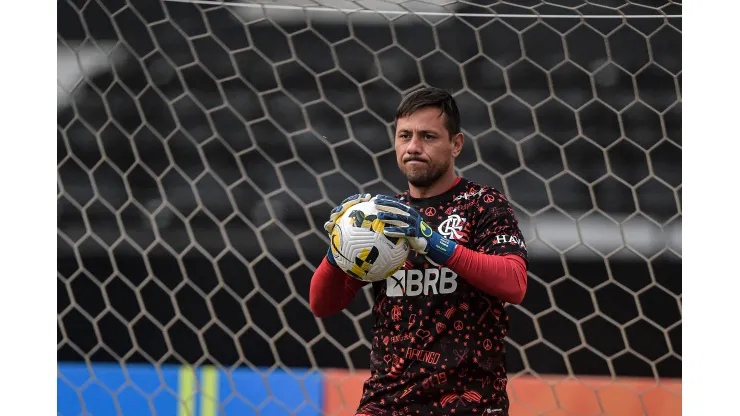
[373,194,457,266]
[323,193,372,266]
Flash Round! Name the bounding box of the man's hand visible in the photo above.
[324,193,372,234]
[324,193,372,266]
[373,194,457,266]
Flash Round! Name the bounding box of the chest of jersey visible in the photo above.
[375,199,480,299]
[425,208,473,246]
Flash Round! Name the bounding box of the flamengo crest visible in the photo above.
[438,214,466,240]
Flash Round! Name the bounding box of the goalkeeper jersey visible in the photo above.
[356,177,528,416]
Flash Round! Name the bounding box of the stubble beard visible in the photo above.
[402,159,450,188]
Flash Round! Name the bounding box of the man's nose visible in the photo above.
[405,135,423,154]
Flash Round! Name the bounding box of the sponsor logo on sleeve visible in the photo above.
[495,234,526,249]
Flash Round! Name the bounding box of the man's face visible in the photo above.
[395,106,463,188]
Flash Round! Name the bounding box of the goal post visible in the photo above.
[57,0,681,415]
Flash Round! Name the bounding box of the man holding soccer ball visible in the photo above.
[310,87,528,416]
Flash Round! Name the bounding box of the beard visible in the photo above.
[400,158,450,188]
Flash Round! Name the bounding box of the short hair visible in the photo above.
[395,87,461,136]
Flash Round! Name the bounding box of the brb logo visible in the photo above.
[386,268,458,297]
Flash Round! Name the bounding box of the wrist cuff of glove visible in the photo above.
[426,233,457,266]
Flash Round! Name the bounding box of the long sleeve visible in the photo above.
[309,257,366,317]
[445,246,528,304]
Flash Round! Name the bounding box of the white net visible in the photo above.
[57,0,681,415]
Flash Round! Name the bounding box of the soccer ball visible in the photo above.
[330,200,410,282]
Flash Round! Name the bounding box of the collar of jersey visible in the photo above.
[402,177,469,207]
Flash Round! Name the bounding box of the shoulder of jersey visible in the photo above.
[469,182,508,206]
[465,180,493,200]
[478,185,498,199]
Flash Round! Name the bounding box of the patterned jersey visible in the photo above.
[357,178,528,416]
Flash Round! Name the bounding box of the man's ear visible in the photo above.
[452,133,464,157]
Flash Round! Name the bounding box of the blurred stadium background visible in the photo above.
[57,0,681,415]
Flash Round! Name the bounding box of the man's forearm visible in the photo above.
[445,246,528,304]
[309,257,365,317]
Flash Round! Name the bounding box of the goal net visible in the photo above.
[57,0,681,415]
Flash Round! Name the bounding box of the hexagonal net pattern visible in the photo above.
[57,0,681,415]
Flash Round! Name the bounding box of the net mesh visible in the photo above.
[57,0,681,415]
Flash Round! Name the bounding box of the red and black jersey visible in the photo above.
[357,178,528,416]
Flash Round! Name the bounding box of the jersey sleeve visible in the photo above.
[309,257,366,317]
[472,189,528,263]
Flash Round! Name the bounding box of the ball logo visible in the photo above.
[438,214,466,240]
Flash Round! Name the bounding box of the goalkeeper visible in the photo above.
[310,87,528,416]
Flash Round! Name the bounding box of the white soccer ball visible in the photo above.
[330,200,410,282]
